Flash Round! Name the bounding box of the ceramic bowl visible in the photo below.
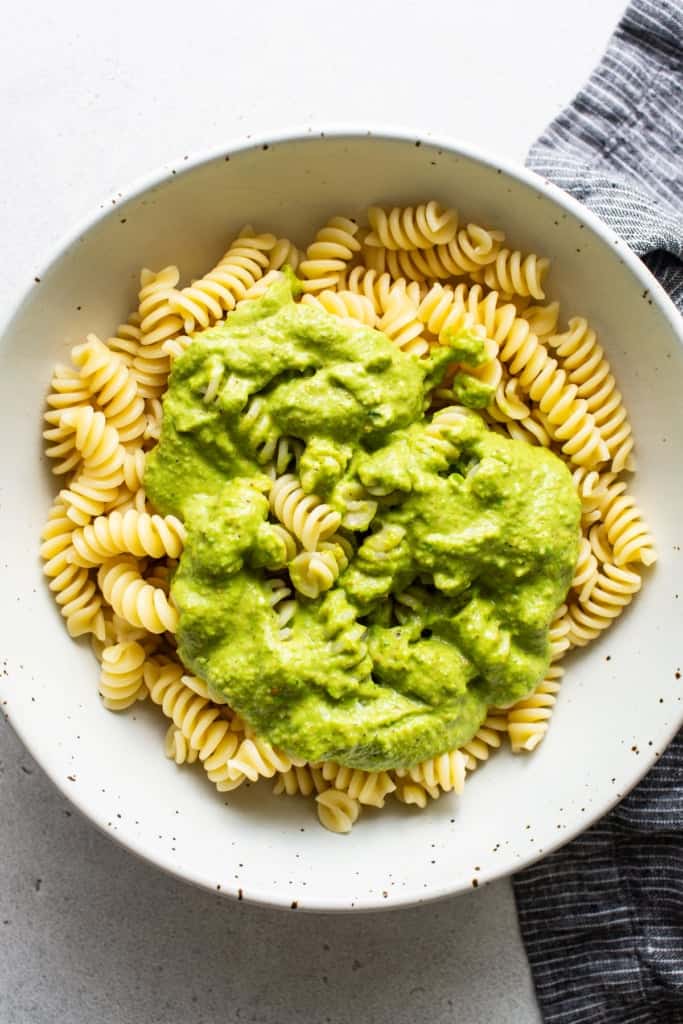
[1,129,682,911]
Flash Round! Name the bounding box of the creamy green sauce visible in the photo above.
[145,279,580,770]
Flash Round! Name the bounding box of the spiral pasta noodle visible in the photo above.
[268,238,302,273]
[549,317,634,472]
[460,715,507,772]
[571,535,599,591]
[378,287,429,357]
[300,289,378,328]
[105,314,143,366]
[394,779,440,807]
[144,659,241,779]
[596,477,656,567]
[40,499,105,639]
[273,764,327,797]
[58,408,126,525]
[98,556,178,633]
[367,223,504,282]
[164,724,200,765]
[396,748,467,794]
[566,563,642,647]
[227,733,306,784]
[298,216,361,292]
[337,267,398,314]
[266,578,297,640]
[288,536,353,599]
[169,228,277,332]
[491,313,607,467]
[319,762,396,807]
[365,201,458,250]
[315,789,361,833]
[73,335,146,443]
[472,249,550,300]
[98,641,147,711]
[70,508,185,565]
[269,473,341,551]
[508,665,564,753]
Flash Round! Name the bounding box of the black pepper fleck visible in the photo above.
[290,900,298,909]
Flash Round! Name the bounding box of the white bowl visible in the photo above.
[2,128,682,911]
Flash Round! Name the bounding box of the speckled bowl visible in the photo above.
[1,129,682,911]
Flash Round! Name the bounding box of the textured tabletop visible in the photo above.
[0,1,627,1021]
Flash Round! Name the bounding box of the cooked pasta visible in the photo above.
[471,249,550,300]
[269,473,341,551]
[394,779,439,807]
[268,237,302,273]
[595,475,656,567]
[566,563,642,646]
[367,223,504,282]
[105,314,142,366]
[164,723,200,765]
[377,287,429,357]
[70,509,186,565]
[365,201,458,251]
[319,762,396,807]
[460,715,508,773]
[73,335,146,443]
[300,289,378,328]
[227,734,305,783]
[98,641,147,711]
[266,578,297,640]
[98,556,178,634]
[298,216,361,292]
[273,764,327,797]
[549,317,634,472]
[396,748,467,794]
[507,665,564,753]
[288,536,353,599]
[316,789,361,834]
[41,197,655,831]
[40,499,105,639]
[169,228,276,331]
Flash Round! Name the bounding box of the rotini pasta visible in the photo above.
[566,563,642,647]
[594,475,656,567]
[365,201,458,250]
[40,499,105,639]
[169,228,277,332]
[70,509,186,565]
[300,289,378,328]
[73,334,146,443]
[273,764,327,797]
[227,734,305,783]
[367,223,504,282]
[315,789,361,833]
[298,216,361,292]
[507,665,564,753]
[288,536,353,599]
[549,317,634,472]
[41,199,655,832]
[471,249,550,300]
[98,641,147,711]
[269,473,341,551]
[319,762,396,807]
[98,556,178,634]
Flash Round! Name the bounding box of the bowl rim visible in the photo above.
[3,124,683,913]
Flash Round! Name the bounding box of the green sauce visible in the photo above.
[145,279,580,770]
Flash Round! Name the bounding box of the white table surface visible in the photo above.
[0,2,628,1021]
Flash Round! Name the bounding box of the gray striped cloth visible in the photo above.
[514,2,683,1022]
